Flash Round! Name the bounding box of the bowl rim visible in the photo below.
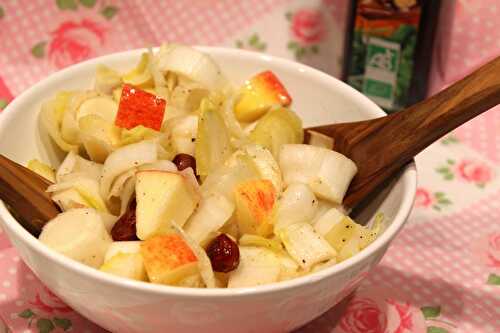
[0,46,417,297]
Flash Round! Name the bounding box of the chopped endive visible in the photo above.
[357,213,384,250]
[337,237,360,262]
[250,108,303,159]
[307,130,334,150]
[314,208,357,252]
[274,182,318,232]
[100,253,147,281]
[227,246,281,288]
[100,140,157,199]
[184,194,234,246]
[119,125,159,146]
[27,159,56,182]
[39,97,79,153]
[51,188,89,211]
[122,53,153,88]
[155,43,228,90]
[163,115,198,156]
[95,65,122,94]
[39,208,112,268]
[172,224,216,288]
[314,208,383,257]
[195,98,233,176]
[279,144,357,204]
[77,96,118,124]
[239,234,285,254]
[276,252,301,280]
[241,144,282,192]
[79,114,117,163]
[104,241,142,262]
[47,177,108,213]
[279,222,336,269]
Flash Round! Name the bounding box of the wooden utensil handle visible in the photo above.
[339,56,500,207]
[0,155,59,236]
[379,55,500,158]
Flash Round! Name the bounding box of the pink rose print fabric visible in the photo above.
[333,288,427,333]
[0,77,13,111]
[339,298,388,333]
[48,19,106,69]
[291,9,326,44]
[472,232,500,273]
[456,160,493,187]
[29,287,72,314]
[414,188,433,208]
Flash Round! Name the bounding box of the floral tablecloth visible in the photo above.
[0,1,499,332]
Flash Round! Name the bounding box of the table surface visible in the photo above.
[0,1,499,332]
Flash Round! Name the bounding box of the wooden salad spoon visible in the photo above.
[306,55,500,209]
[0,56,499,236]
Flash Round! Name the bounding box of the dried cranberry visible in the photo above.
[206,234,240,273]
[173,153,197,174]
[111,198,139,241]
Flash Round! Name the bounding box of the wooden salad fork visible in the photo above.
[1,56,499,236]
[0,154,59,236]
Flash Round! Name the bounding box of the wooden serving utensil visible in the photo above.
[0,154,59,236]
[0,57,499,236]
[306,56,500,209]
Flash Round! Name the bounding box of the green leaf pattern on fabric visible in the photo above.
[31,41,47,59]
[18,309,35,319]
[435,159,456,181]
[421,306,441,319]
[235,33,267,51]
[56,0,78,11]
[427,326,448,333]
[37,318,55,333]
[441,134,460,145]
[0,99,8,110]
[78,0,96,8]
[101,6,118,20]
[432,191,452,211]
[53,317,72,330]
[17,308,73,333]
[487,273,500,285]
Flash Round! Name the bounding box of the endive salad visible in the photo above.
[30,44,384,288]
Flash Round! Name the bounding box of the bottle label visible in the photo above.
[362,37,400,108]
[345,1,422,113]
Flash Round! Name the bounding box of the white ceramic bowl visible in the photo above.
[0,47,416,333]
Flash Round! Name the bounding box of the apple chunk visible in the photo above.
[234,179,276,237]
[135,171,199,240]
[234,71,292,122]
[141,234,199,285]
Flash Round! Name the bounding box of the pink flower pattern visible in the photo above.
[290,9,326,44]
[486,233,500,268]
[456,160,493,186]
[387,299,415,333]
[339,297,387,333]
[334,288,428,333]
[48,19,106,69]
[414,188,434,208]
[29,286,72,314]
